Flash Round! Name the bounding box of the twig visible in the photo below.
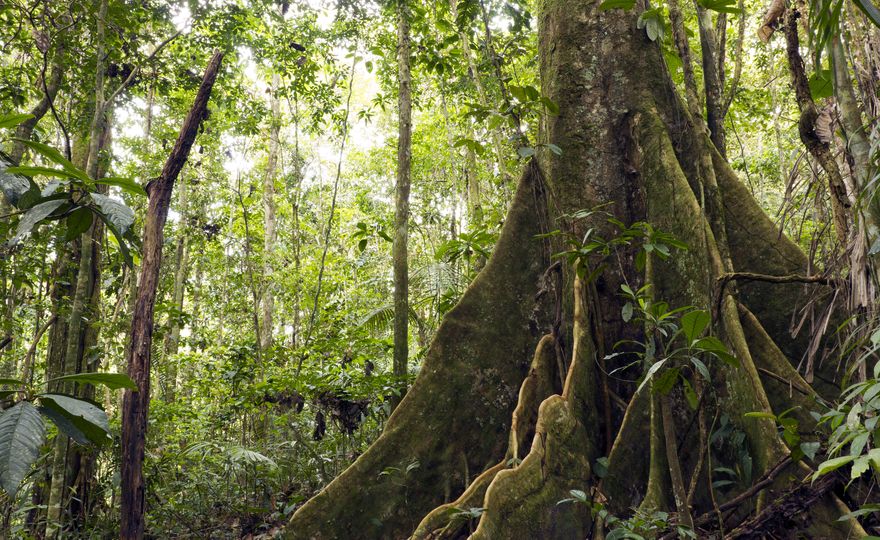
[22,314,56,385]
[714,272,833,318]
[103,28,184,107]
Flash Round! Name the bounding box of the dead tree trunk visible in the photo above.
[119,51,222,540]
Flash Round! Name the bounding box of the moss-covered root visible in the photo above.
[411,335,559,540]
[410,462,505,540]
[510,334,561,463]
[467,278,598,540]
[285,162,553,540]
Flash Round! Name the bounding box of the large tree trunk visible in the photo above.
[285,4,864,539]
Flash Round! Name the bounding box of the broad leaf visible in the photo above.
[90,193,134,233]
[0,401,45,495]
[6,166,79,180]
[637,359,667,394]
[64,207,93,241]
[8,199,65,246]
[38,393,111,446]
[13,139,89,183]
[0,113,34,130]
[0,158,30,205]
[681,310,710,343]
[813,455,856,480]
[808,69,833,100]
[598,0,636,9]
[853,0,880,28]
[48,372,137,391]
[94,177,147,197]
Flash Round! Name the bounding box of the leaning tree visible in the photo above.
[284,2,866,538]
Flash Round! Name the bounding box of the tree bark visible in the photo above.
[161,178,190,403]
[392,0,413,408]
[261,74,281,355]
[119,51,222,540]
[781,10,850,244]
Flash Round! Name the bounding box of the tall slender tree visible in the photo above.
[392,0,413,408]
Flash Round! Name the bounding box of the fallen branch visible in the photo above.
[658,456,793,539]
[725,472,838,538]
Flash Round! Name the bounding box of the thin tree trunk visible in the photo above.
[46,2,110,529]
[782,11,850,244]
[452,0,510,183]
[120,51,222,540]
[392,0,413,409]
[162,179,190,402]
[261,74,281,354]
[695,3,727,156]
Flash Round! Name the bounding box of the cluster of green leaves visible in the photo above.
[557,489,695,540]
[615,284,736,400]
[812,361,880,483]
[435,227,496,264]
[543,207,688,284]
[0,114,142,263]
[743,408,820,463]
[0,371,135,496]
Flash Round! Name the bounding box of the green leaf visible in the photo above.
[637,359,667,394]
[621,302,634,322]
[808,69,834,100]
[0,378,25,387]
[743,411,777,420]
[606,528,645,540]
[813,455,857,480]
[8,199,65,246]
[853,0,880,28]
[517,146,536,159]
[64,207,94,242]
[681,310,710,343]
[509,85,527,102]
[13,139,90,183]
[0,158,31,205]
[90,193,134,233]
[698,0,742,14]
[851,454,871,479]
[0,113,34,130]
[599,0,636,9]
[540,96,560,115]
[545,143,563,155]
[0,401,45,496]
[654,367,680,394]
[37,393,111,446]
[690,357,710,381]
[46,372,137,391]
[94,177,147,197]
[682,376,699,410]
[836,504,880,521]
[6,166,79,180]
[800,441,820,460]
[694,336,737,366]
